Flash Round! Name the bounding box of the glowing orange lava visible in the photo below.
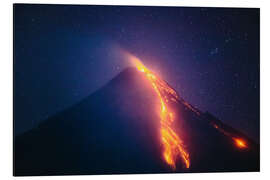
[211,122,248,149]
[233,138,247,149]
[132,57,190,169]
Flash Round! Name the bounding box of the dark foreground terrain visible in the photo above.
[14,68,259,176]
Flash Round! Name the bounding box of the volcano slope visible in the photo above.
[14,67,259,176]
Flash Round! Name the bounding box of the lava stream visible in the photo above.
[132,58,190,169]
[212,123,248,149]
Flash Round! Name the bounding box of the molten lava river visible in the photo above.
[129,55,248,170]
[132,59,190,169]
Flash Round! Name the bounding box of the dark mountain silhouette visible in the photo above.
[14,67,259,176]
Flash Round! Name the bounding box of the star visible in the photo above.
[210,48,219,55]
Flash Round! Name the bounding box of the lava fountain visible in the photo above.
[130,56,190,169]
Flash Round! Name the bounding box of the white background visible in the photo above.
[1,0,269,179]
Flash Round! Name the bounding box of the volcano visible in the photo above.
[14,66,259,176]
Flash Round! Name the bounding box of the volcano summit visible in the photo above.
[14,66,259,176]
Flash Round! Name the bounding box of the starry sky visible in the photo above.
[14,4,260,141]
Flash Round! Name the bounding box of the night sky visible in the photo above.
[14,4,259,141]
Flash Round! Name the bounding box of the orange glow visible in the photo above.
[212,123,248,149]
[131,56,190,169]
[131,55,149,73]
[233,138,247,149]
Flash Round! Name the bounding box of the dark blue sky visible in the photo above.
[14,4,259,141]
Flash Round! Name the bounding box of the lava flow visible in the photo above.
[211,123,248,149]
[131,57,190,169]
[233,138,247,148]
